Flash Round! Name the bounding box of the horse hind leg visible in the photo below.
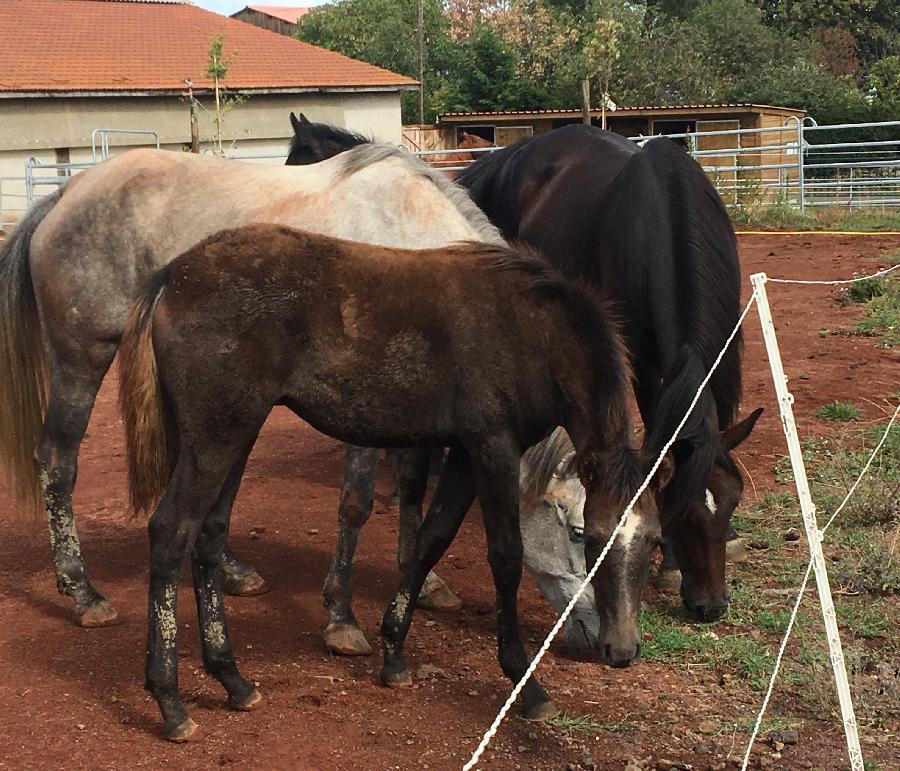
[394,448,462,612]
[38,348,119,627]
[147,437,257,741]
[214,446,269,597]
[322,445,379,656]
[192,451,261,714]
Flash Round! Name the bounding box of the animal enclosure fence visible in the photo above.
[2,119,898,233]
[465,260,900,771]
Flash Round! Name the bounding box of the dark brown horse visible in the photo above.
[118,225,671,740]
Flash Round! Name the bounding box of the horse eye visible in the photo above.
[569,525,584,544]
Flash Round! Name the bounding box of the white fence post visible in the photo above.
[749,272,863,770]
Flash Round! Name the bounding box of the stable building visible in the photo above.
[0,0,416,228]
[420,103,808,198]
[231,5,310,37]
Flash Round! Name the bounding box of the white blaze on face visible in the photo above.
[706,489,717,515]
[617,510,643,620]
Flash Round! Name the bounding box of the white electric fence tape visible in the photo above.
[463,292,759,770]
[766,262,899,285]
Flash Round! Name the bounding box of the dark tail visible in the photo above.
[118,265,176,516]
[0,191,62,511]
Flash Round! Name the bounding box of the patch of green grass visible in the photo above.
[817,400,861,422]
[832,539,900,596]
[730,205,900,231]
[836,599,892,638]
[548,711,639,734]
[732,715,801,735]
[857,276,900,348]
[640,607,773,689]
[755,609,793,634]
[849,276,887,303]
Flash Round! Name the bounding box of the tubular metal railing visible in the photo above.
[4,119,899,231]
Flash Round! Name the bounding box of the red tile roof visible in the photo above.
[244,5,310,24]
[0,0,416,94]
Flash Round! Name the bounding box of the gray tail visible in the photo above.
[0,191,62,512]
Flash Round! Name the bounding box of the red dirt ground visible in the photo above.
[0,234,897,770]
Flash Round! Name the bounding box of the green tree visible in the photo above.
[433,23,548,113]
[297,0,456,122]
[205,33,242,155]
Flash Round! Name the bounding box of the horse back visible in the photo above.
[153,227,564,449]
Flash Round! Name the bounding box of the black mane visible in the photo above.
[456,126,744,515]
[290,122,368,154]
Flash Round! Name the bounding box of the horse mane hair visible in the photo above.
[337,144,506,247]
[632,138,744,514]
[288,121,369,156]
[519,427,576,501]
[475,242,638,493]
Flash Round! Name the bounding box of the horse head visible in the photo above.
[519,435,602,654]
[662,407,763,621]
[286,112,368,166]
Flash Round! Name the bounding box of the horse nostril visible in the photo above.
[604,643,613,663]
[634,643,641,660]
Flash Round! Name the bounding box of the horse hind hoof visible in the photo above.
[653,568,682,596]
[75,599,121,628]
[223,571,270,597]
[521,700,557,721]
[323,623,372,656]
[380,668,413,688]
[230,688,263,712]
[167,717,200,742]
[726,537,749,563]
[416,573,462,612]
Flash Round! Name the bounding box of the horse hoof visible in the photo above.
[323,623,372,656]
[417,572,462,612]
[223,571,270,597]
[380,668,413,688]
[75,599,121,628]
[230,688,263,712]
[726,537,749,563]
[522,700,557,721]
[654,568,682,596]
[167,717,199,742]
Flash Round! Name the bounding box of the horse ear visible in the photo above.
[290,112,310,132]
[721,407,763,451]
[577,447,601,488]
[655,451,675,490]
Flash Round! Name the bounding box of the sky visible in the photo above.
[194,0,331,16]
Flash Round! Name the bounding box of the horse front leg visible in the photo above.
[472,440,555,720]
[394,447,462,612]
[37,351,119,627]
[380,447,474,687]
[322,445,379,656]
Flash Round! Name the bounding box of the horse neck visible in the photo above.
[543,326,632,461]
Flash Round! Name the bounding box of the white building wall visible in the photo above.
[0,89,404,229]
